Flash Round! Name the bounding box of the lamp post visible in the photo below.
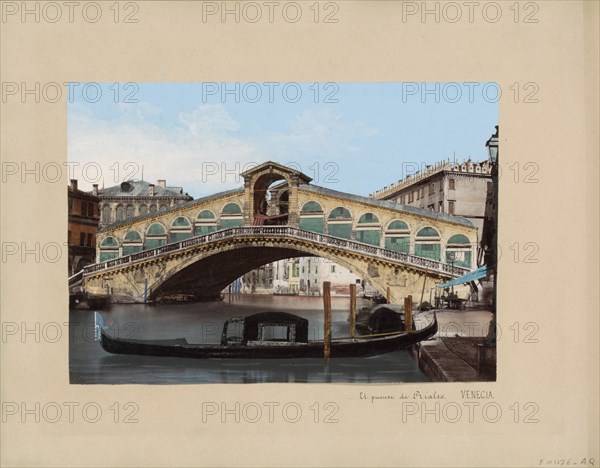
[448,251,456,294]
[484,126,499,346]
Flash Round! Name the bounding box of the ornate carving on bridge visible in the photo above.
[367,264,380,278]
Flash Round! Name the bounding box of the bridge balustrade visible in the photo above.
[84,226,471,278]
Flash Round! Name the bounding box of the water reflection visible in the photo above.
[69,294,429,384]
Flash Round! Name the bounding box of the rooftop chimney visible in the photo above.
[70,179,78,191]
[149,184,155,196]
[157,179,166,188]
[92,184,98,196]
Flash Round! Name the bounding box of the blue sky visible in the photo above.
[68,82,498,198]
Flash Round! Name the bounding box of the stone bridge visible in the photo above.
[82,162,478,303]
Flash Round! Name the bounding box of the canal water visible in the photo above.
[69,294,429,384]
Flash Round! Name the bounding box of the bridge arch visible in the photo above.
[146,240,386,302]
[252,172,291,217]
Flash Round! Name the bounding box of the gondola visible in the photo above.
[94,311,437,359]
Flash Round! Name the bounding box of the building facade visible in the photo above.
[370,159,491,265]
[240,256,363,296]
[98,179,193,228]
[68,179,100,275]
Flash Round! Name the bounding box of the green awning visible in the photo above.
[435,265,488,289]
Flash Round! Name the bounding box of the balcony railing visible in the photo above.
[83,226,471,278]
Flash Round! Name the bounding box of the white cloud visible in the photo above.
[68,103,254,196]
[68,103,378,197]
[179,105,241,137]
[257,108,378,159]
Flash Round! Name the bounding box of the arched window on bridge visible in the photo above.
[299,201,324,233]
[327,207,352,239]
[115,204,125,222]
[414,227,441,261]
[195,210,217,236]
[144,223,167,250]
[139,205,148,216]
[169,216,193,243]
[355,213,381,246]
[122,230,143,256]
[99,236,119,262]
[384,219,410,253]
[446,234,472,269]
[101,205,112,224]
[126,204,135,219]
[220,203,243,229]
[149,205,157,214]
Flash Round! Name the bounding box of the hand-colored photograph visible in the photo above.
[67,82,498,384]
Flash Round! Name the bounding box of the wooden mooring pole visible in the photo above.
[323,281,332,360]
[386,286,391,303]
[349,283,356,339]
[404,295,413,332]
[419,276,427,309]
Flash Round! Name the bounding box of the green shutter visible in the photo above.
[222,203,242,214]
[328,223,352,239]
[415,243,440,261]
[356,230,380,246]
[301,202,322,213]
[417,227,439,238]
[388,220,409,230]
[147,224,166,235]
[144,238,166,249]
[169,232,191,243]
[123,245,143,256]
[195,225,217,236]
[99,251,118,262]
[385,236,409,253]
[299,218,324,233]
[220,219,243,229]
[448,234,470,245]
[171,217,191,227]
